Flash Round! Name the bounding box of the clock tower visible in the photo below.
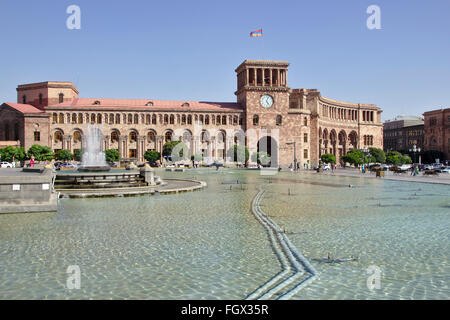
[235,60,294,167]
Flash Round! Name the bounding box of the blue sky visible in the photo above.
[0,0,449,121]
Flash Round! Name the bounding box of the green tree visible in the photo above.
[251,151,271,166]
[27,145,54,161]
[401,154,412,164]
[104,149,120,162]
[144,150,161,163]
[74,149,83,162]
[386,151,410,165]
[342,149,364,167]
[162,141,181,158]
[320,153,336,164]
[227,145,249,164]
[55,149,73,161]
[369,147,386,163]
[0,146,26,162]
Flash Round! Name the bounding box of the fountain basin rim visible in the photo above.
[77,166,111,172]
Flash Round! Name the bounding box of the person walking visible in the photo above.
[30,155,35,167]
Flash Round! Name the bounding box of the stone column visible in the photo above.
[119,136,127,159]
[269,69,273,87]
[137,136,146,163]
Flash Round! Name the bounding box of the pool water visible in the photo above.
[0,169,448,299]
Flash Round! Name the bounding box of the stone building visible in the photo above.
[383,116,424,152]
[0,59,383,167]
[423,108,450,161]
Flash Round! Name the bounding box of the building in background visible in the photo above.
[383,116,424,153]
[0,60,383,167]
[423,108,450,161]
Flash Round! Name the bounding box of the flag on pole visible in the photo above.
[250,29,263,37]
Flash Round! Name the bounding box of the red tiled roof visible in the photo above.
[48,98,243,112]
[2,102,44,114]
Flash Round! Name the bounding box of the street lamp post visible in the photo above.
[286,142,297,171]
[362,146,371,169]
[409,144,421,164]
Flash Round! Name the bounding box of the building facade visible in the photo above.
[0,59,383,167]
[383,116,424,152]
[423,108,450,160]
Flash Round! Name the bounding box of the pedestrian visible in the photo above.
[30,155,35,167]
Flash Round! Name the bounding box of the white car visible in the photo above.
[0,161,13,168]
[440,167,450,174]
[323,164,331,170]
[399,164,412,170]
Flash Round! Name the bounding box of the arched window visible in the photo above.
[116,114,121,124]
[59,93,64,103]
[217,131,225,143]
[152,114,157,124]
[39,94,43,105]
[199,115,204,124]
[146,115,150,125]
[90,114,96,124]
[205,115,210,125]
[233,116,238,125]
[78,113,83,124]
[253,115,259,126]
[129,132,137,143]
[187,115,192,125]
[109,114,114,124]
[146,101,154,106]
[164,115,169,124]
[147,131,155,143]
[165,131,172,142]
[22,95,26,104]
[170,114,175,124]
[97,113,102,124]
[72,113,77,123]
[201,131,209,143]
[216,115,221,126]
[52,113,58,123]
[276,115,282,126]
[111,131,119,143]
[73,131,82,143]
[222,115,227,125]
[54,131,63,143]
[181,114,186,125]
[134,114,139,124]
[304,117,308,126]
[127,114,133,124]
[59,113,65,124]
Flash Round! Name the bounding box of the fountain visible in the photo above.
[77,124,111,172]
[53,124,205,198]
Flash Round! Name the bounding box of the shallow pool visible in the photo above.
[0,169,448,299]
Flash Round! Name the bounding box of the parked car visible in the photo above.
[0,161,13,168]
[399,164,412,171]
[323,164,331,170]
[435,166,450,173]
[440,167,450,174]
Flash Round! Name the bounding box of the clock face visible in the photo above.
[260,95,274,108]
